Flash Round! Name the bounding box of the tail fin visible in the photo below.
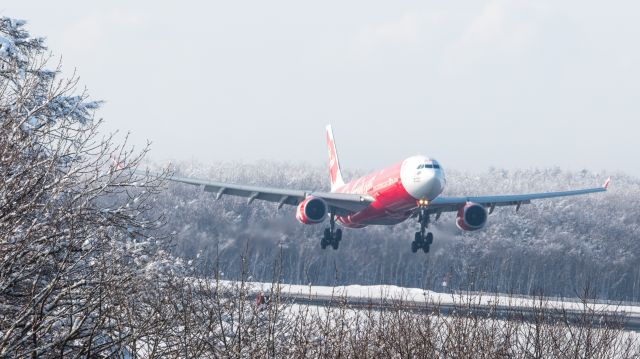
[326,125,345,192]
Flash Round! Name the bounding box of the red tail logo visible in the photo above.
[326,125,345,192]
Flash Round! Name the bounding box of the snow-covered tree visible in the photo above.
[0,17,175,356]
[154,160,640,302]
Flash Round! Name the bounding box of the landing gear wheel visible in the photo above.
[322,212,342,251]
[321,228,331,249]
[331,228,342,249]
[413,207,434,254]
[426,232,433,245]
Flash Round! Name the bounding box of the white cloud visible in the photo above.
[63,15,103,51]
[442,0,542,73]
[62,10,147,52]
[356,13,419,50]
[466,0,536,49]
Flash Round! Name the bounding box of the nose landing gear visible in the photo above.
[321,212,342,250]
[411,207,433,253]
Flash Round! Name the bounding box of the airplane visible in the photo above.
[156,125,610,254]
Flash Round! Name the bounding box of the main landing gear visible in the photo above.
[321,212,342,250]
[412,207,433,254]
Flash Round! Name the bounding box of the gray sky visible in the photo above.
[3,1,639,176]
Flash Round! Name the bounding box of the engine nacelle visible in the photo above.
[296,196,328,224]
[456,202,488,231]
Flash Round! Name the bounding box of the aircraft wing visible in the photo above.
[426,178,610,215]
[156,173,375,216]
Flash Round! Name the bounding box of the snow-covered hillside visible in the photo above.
[153,161,640,301]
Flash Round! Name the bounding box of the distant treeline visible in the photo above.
[154,161,640,302]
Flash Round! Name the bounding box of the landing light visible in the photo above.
[417,199,429,206]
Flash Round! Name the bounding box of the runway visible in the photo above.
[274,291,640,331]
[234,281,640,332]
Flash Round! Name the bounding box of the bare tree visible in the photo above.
[0,17,172,357]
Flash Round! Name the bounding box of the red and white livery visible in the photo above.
[160,125,610,253]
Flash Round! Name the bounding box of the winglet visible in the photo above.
[603,176,611,190]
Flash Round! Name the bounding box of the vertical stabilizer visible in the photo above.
[326,125,345,192]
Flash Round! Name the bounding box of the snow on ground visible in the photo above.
[220,280,640,316]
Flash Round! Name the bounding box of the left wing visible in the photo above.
[149,172,374,216]
[426,177,610,215]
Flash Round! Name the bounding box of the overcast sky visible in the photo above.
[3,1,639,176]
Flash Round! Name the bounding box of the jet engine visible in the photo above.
[456,202,488,231]
[296,196,328,224]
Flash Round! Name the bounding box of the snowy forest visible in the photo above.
[159,162,640,302]
[2,16,640,357]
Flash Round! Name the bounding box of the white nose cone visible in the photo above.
[400,155,446,200]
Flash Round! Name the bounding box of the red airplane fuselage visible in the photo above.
[334,155,446,228]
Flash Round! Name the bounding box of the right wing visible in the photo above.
[426,178,610,215]
[149,172,375,216]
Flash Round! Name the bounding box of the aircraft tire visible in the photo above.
[411,241,419,253]
[422,244,430,253]
[426,232,434,245]
[335,228,343,242]
[331,240,339,250]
